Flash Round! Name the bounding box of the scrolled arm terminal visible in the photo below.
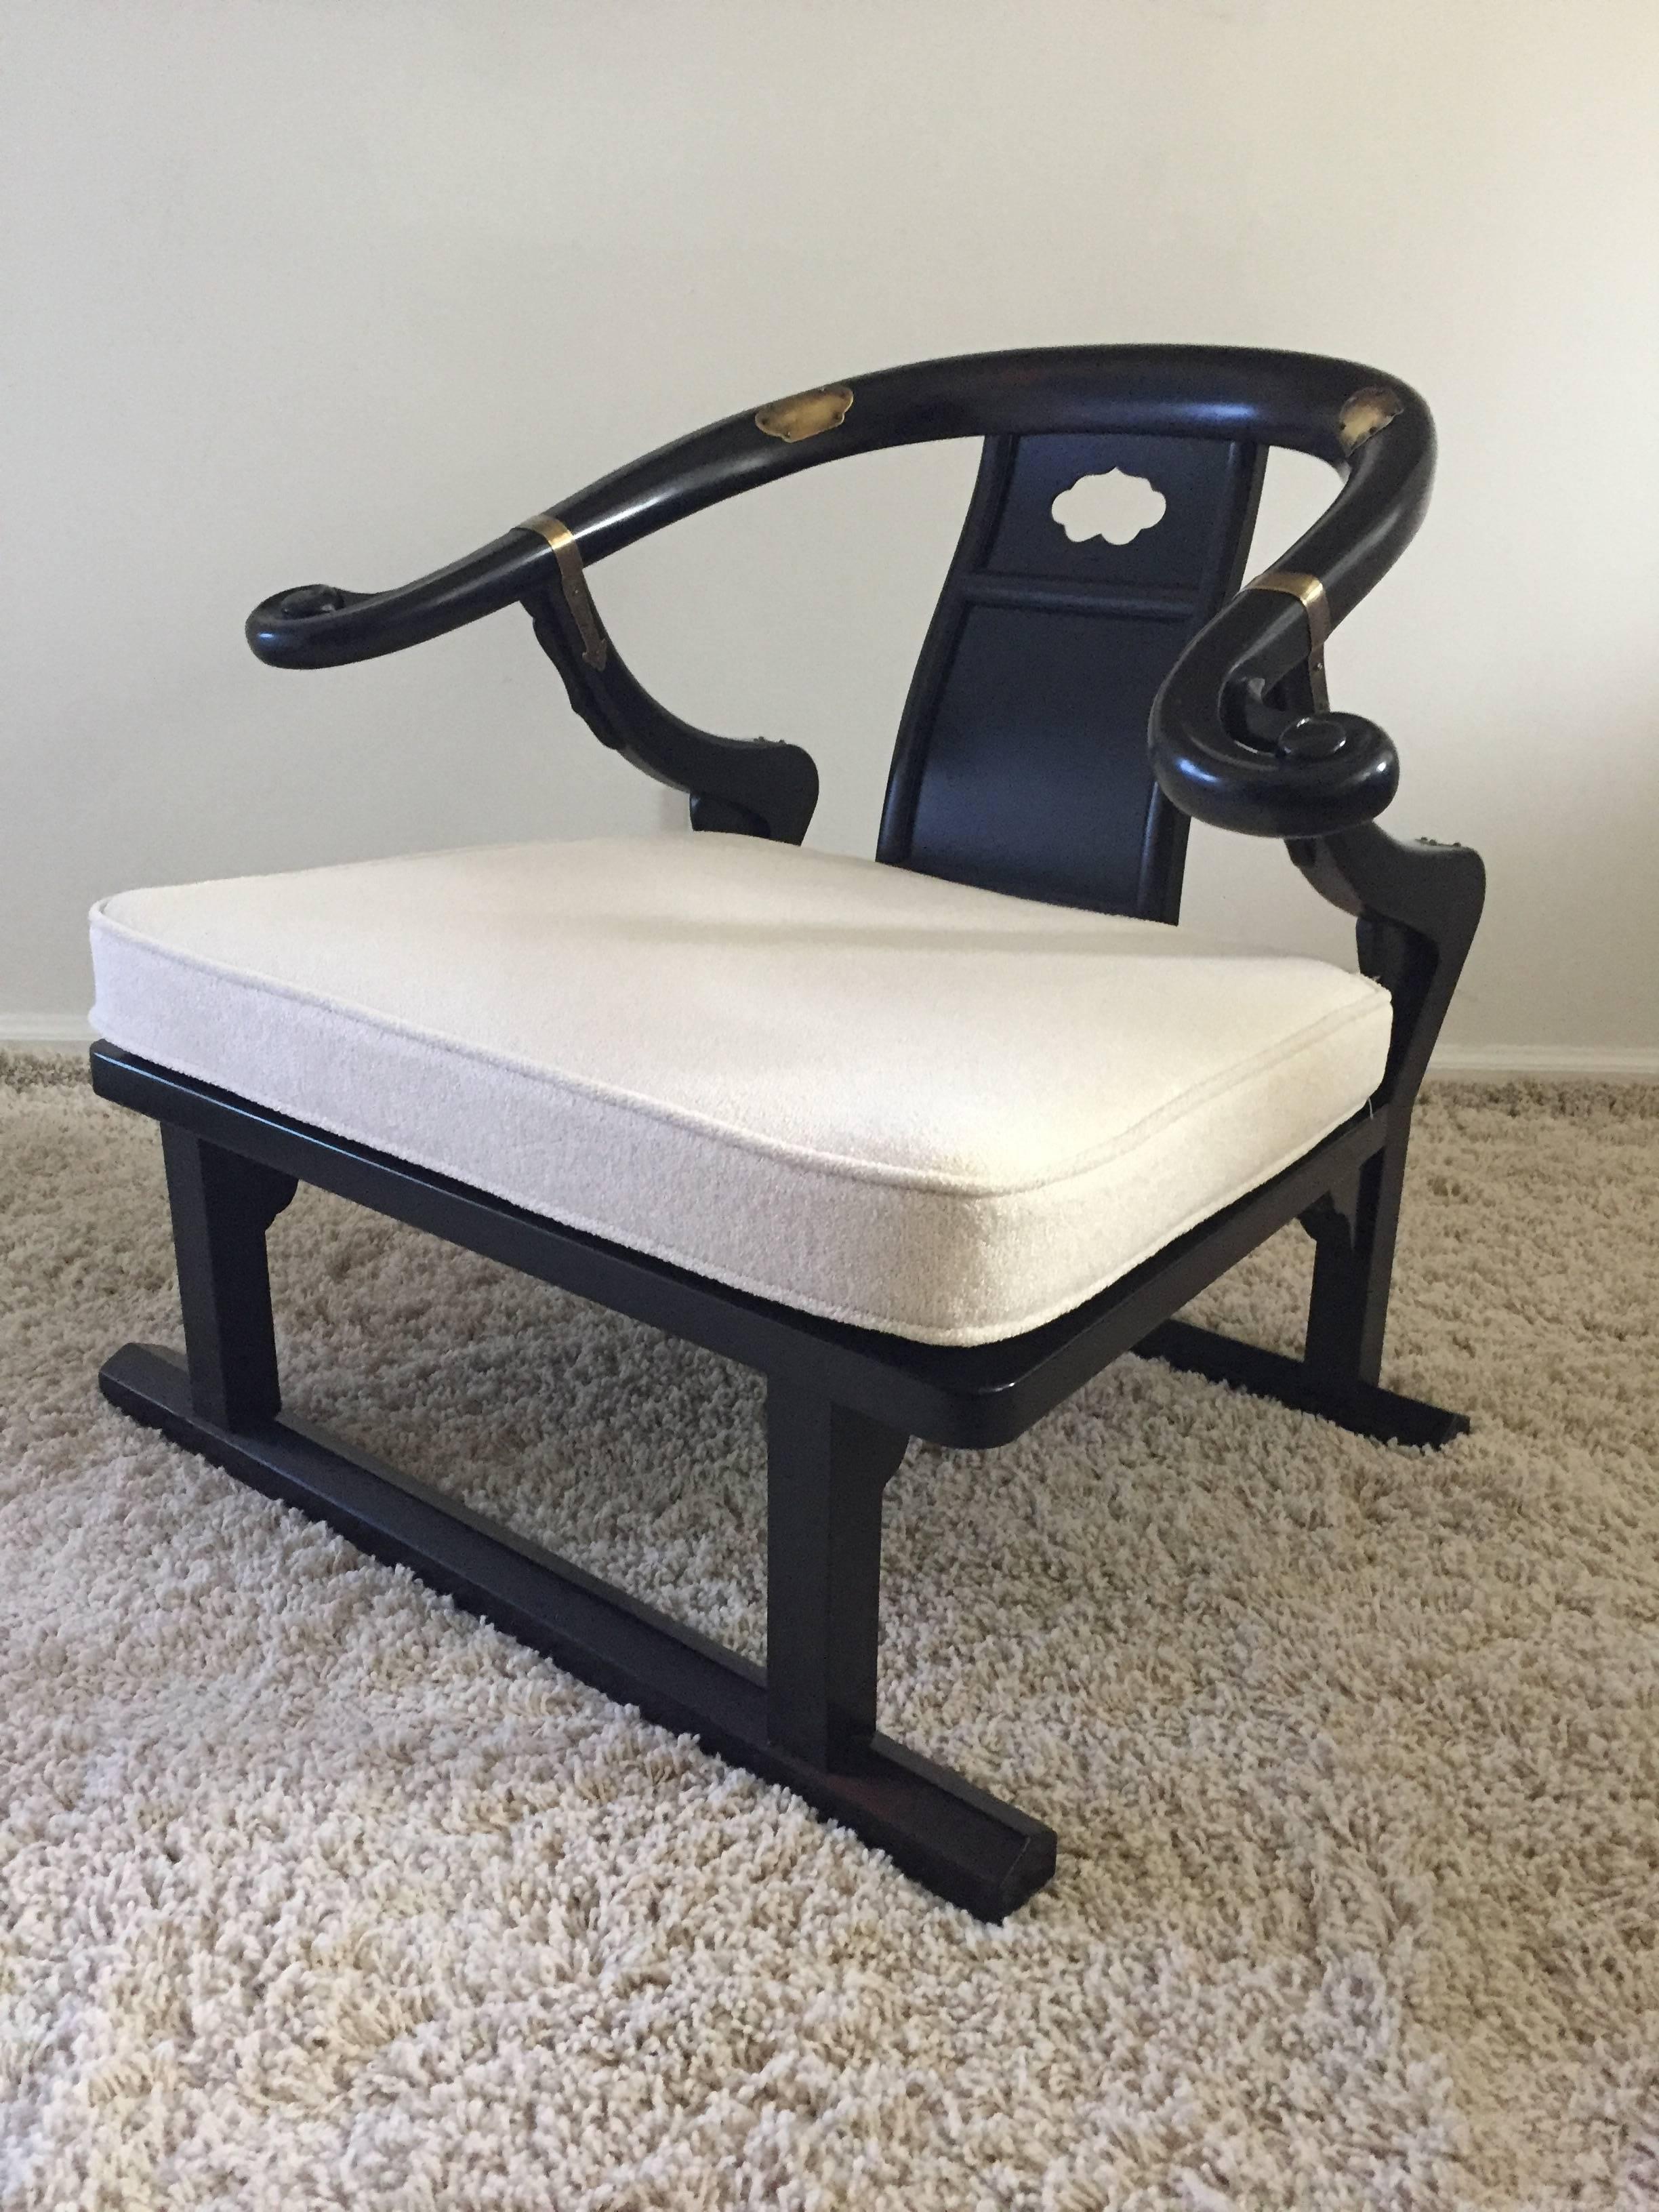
[1149,588,1402,839]
[1148,372,1435,840]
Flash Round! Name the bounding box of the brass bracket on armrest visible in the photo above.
[520,513,609,670]
[1248,569,1331,713]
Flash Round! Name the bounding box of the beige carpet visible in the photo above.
[2,1054,1656,2209]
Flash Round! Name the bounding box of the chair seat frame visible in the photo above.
[94,346,1485,1918]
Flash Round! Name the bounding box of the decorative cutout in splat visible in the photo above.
[1050,469,1167,546]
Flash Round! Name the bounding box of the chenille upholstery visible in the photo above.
[90,834,1391,1346]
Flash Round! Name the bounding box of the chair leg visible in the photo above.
[765,1381,907,1770]
[102,1195,1055,1914]
[1301,1130,1409,1389]
[161,1126,297,1430]
[1135,1111,1467,1446]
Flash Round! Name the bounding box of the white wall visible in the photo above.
[5,0,1657,1065]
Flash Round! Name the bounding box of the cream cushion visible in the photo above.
[89,834,1391,1347]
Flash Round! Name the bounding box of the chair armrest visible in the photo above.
[246,533,552,669]
[1149,388,1435,840]
[245,349,1437,848]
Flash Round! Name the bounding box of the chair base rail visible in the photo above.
[1134,1319,1469,1447]
[89,1050,1473,1921]
[99,1342,1057,1922]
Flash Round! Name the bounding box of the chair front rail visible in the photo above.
[89,1043,1447,1451]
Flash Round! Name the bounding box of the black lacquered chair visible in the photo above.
[89,347,1483,1919]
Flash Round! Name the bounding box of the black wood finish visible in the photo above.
[98,1344,1054,1921]
[86,346,1488,1915]
[160,1128,295,1428]
[244,346,1434,851]
[1134,1319,1467,1447]
[765,1385,908,1769]
[1290,824,1486,1384]
[525,583,819,844]
[1301,1154,1412,1386]
[879,431,1263,918]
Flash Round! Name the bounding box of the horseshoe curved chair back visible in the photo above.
[248,346,1432,926]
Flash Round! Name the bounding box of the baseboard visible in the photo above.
[0,1016,91,1048]
[2,1017,1654,1080]
[1430,1044,1659,1079]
